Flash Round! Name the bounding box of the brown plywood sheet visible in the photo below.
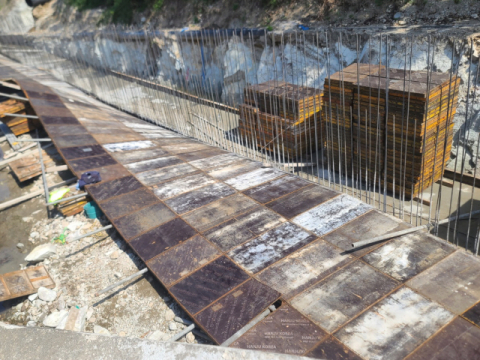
[0,266,54,302]
[87,175,143,202]
[82,164,131,183]
[136,163,199,187]
[228,222,317,274]
[291,261,398,332]
[113,202,176,240]
[44,125,89,137]
[406,317,480,360]
[407,251,480,314]
[182,194,258,232]
[129,218,197,262]
[257,239,353,300]
[99,188,159,220]
[335,287,454,360]
[60,144,107,160]
[462,302,480,327]
[53,134,97,148]
[161,143,214,154]
[266,185,338,219]
[152,173,217,200]
[306,337,363,360]
[243,175,311,204]
[323,210,408,257]
[207,160,263,181]
[103,140,157,153]
[231,303,327,356]
[195,279,281,344]
[178,148,229,162]
[190,153,244,171]
[125,156,183,174]
[169,256,249,315]
[362,232,455,282]
[148,235,220,286]
[111,147,169,165]
[204,207,286,252]
[93,132,145,144]
[41,116,80,126]
[165,182,236,214]
[225,168,285,191]
[69,154,118,173]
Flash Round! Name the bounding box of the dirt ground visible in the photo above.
[0,139,209,344]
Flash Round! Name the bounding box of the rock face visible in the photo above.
[0,0,34,34]
[37,287,57,302]
[25,244,56,262]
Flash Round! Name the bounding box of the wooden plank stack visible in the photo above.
[322,64,385,176]
[9,147,63,182]
[323,64,459,198]
[240,81,322,158]
[56,190,90,217]
[0,98,40,136]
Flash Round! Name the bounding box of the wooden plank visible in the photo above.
[224,168,285,191]
[444,169,480,188]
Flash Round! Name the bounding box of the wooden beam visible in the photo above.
[444,169,480,188]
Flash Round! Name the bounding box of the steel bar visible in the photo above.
[352,210,480,249]
[169,323,195,342]
[15,138,51,142]
[0,92,28,101]
[95,268,149,297]
[3,113,39,119]
[0,80,21,90]
[221,307,273,347]
[37,135,49,211]
[68,225,113,243]
[45,192,88,206]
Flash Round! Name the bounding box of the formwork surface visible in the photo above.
[2,59,480,359]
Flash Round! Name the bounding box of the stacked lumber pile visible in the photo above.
[0,98,40,136]
[323,64,459,198]
[56,190,90,217]
[240,81,322,158]
[322,64,385,175]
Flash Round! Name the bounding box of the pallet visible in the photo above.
[0,265,55,302]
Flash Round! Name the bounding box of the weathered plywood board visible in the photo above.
[69,154,117,173]
[161,143,214,154]
[165,182,236,214]
[292,194,371,237]
[148,235,220,286]
[189,153,244,171]
[266,185,338,219]
[195,279,280,344]
[204,207,286,252]
[136,163,198,187]
[463,302,480,328]
[99,188,159,220]
[225,168,285,191]
[228,222,317,274]
[257,239,353,299]
[362,232,455,282]
[305,337,363,360]
[169,256,249,315]
[335,287,454,360]
[407,251,480,314]
[152,173,217,200]
[231,304,327,355]
[113,202,176,240]
[103,140,157,153]
[125,156,183,174]
[407,317,480,360]
[0,266,54,302]
[323,210,407,256]
[182,194,258,233]
[291,261,398,332]
[129,218,197,262]
[243,175,311,204]
[87,176,143,202]
[207,160,263,181]
[110,148,168,165]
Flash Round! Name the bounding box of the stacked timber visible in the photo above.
[9,147,64,182]
[322,64,385,175]
[324,65,459,198]
[0,98,40,136]
[56,190,90,217]
[240,81,322,158]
